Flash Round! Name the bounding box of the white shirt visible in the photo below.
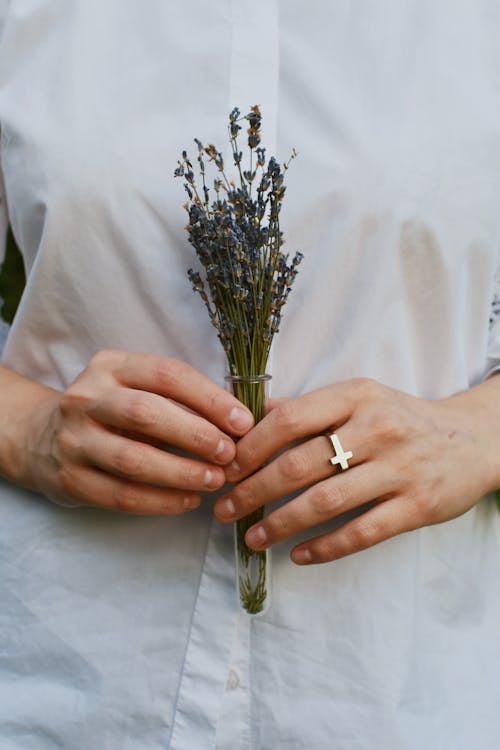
[1,2,500,748]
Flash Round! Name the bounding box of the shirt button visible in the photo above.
[226,669,240,690]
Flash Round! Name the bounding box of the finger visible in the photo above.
[111,353,254,435]
[80,426,226,491]
[55,465,201,515]
[215,426,362,521]
[225,382,358,481]
[243,462,396,550]
[88,387,236,464]
[290,496,419,564]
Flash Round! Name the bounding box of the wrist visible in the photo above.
[439,377,500,496]
[0,366,60,488]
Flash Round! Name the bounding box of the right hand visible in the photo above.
[17,350,254,513]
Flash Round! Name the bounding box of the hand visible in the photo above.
[18,350,254,513]
[214,378,500,564]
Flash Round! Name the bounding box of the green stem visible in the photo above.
[229,375,269,614]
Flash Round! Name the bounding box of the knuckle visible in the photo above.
[112,443,147,478]
[279,450,310,483]
[59,388,91,419]
[55,428,79,459]
[274,400,301,436]
[179,461,202,488]
[315,538,338,562]
[368,410,406,444]
[234,481,255,513]
[351,377,379,401]
[157,493,181,514]
[113,483,142,513]
[191,423,218,453]
[266,511,291,539]
[88,349,121,371]
[125,393,158,428]
[58,391,74,419]
[236,441,259,471]
[413,488,440,522]
[206,390,224,415]
[311,482,349,516]
[347,518,380,550]
[382,420,406,444]
[153,358,182,391]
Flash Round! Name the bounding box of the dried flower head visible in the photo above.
[175,106,302,377]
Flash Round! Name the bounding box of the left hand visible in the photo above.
[214,377,500,564]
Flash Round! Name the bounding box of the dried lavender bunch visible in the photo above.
[175,106,303,614]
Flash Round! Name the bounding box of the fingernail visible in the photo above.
[246,525,267,548]
[214,438,233,462]
[292,548,312,565]
[204,469,223,489]
[218,497,236,518]
[215,438,226,456]
[225,459,241,479]
[184,496,200,510]
[229,407,253,431]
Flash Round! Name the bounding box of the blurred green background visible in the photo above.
[0,227,25,324]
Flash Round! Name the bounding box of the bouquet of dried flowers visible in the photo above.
[175,106,303,614]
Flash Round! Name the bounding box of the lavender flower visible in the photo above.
[175,106,302,379]
[175,106,302,615]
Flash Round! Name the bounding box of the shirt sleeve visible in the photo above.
[0,137,10,352]
[485,262,500,378]
[0,154,7,267]
[0,1,10,353]
[0,0,10,267]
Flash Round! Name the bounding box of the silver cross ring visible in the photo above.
[328,433,353,471]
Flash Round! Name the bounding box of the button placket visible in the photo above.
[169,516,237,750]
[172,3,280,748]
[216,612,252,750]
[227,0,280,384]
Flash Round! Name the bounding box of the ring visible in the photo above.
[327,433,353,471]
